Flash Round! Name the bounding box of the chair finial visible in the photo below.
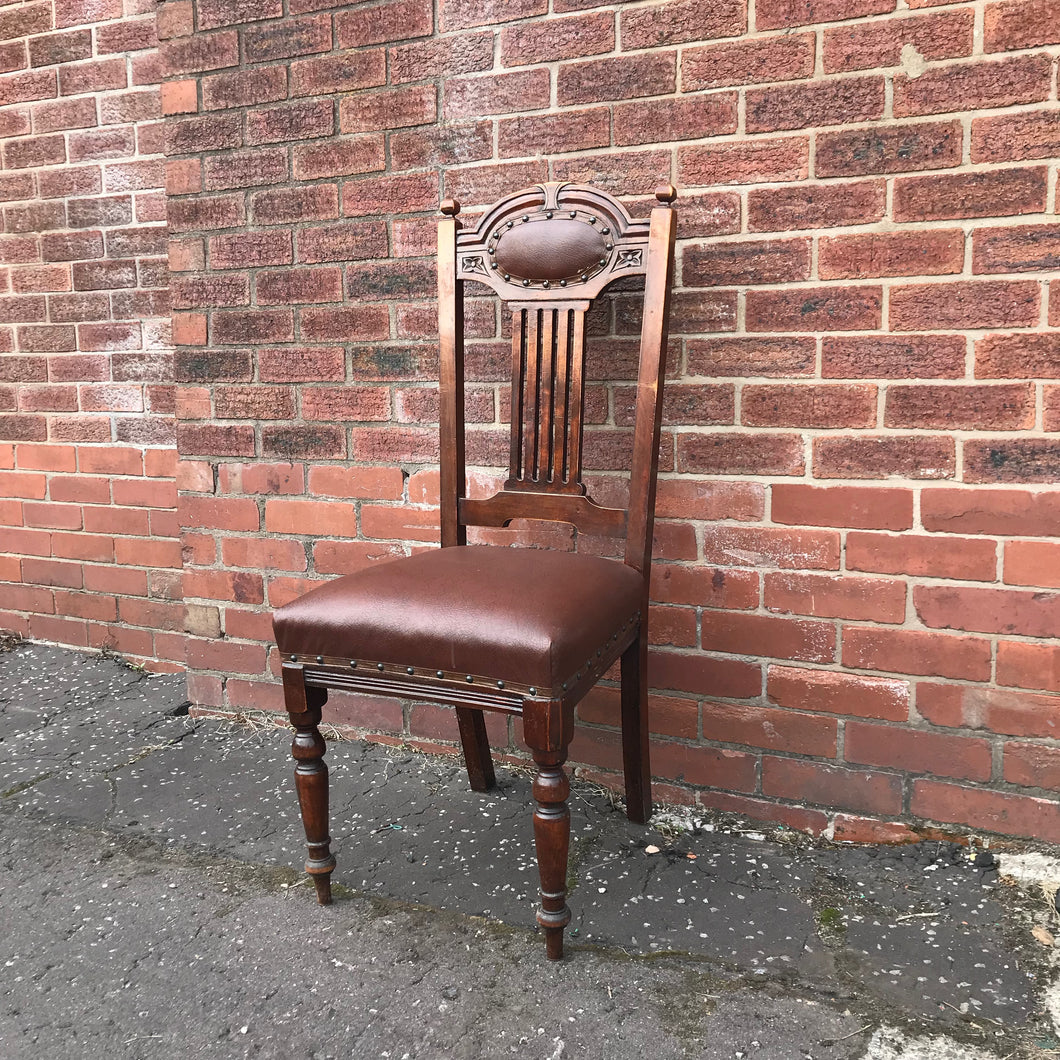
[654,184,676,205]
[441,198,461,216]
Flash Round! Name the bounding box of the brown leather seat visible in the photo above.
[274,546,642,694]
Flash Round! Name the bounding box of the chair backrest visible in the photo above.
[437,181,677,577]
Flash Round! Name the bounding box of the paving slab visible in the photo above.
[1,641,1059,1059]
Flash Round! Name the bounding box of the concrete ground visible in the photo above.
[2,641,1060,1059]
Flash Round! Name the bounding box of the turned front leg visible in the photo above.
[282,665,335,904]
[532,748,572,960]
[291,716,336,904]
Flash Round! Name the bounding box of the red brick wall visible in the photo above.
[5,0,1060,843]
[0,0,181,669]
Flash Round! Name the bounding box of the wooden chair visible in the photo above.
[272,180,677,959]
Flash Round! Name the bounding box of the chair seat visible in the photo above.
[273,546,643,693]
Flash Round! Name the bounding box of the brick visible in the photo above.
[757,0,894,29]
[964,439,1060,485]
[290,50,388,98]
[974,225,1060,276]
[213,385,294,419]
[340,85,436,136]
[684,34,814,90]
[301,386,390,421]
[922,488,1060,538]
[773,485,913,531]
[440,0,546,31]
[218,462,305,495]
[677,432,804,476]
[824,10,973,73]
[199,0,283,30]
[843,627,991,681]
[258,347,344,382]
[162,30,238,75]
[0,69,56,105]
[972,111,1060,164]
[763,757,902,815]
[243,14,329,63]
[749,180,885,231]
[650,649,761,700]
[256,268,342,306]
[613,95,737,148]
[890,281,1039,331]
[679,136,809,186]
[768,665,909,721]
[444,69,550,122]
[245,100,333,146]
[846,722,991,782]
[687,336,815,377]
[342,173,439,217]
[912,779,1060,843]
[292,138,385,181]
[742,383,875,428]
[822,335,965,379]
[28,29,90,67]
[916,584,1060,639]
[498,109,609,159]
[165,113,241,155]
[202,66,286,110]
[557,52,676,107]
[308,466,403,500]
[819,230,964,280]
[262,424,346,460]
[551,149,674,197]
[705,701,837,757]
[704,525,839,571]
[176,423,255,457]
[746,286,882,332]
[649,564,758,611]
[766,571,906,623]
[1004,743,1060,790]
[296,222,387,265]
[816,120,962,177]
[683,239,809,286]
[886,383,1032,431]
[747,77,883,133]
[1005,540,1060,589]
[389,33,493,85]
[443,160,548,208]
[894,55,1051,117]
[222,537,308,573]
[336,0,432,48]
[813,435,956,480]
[4,133,65,170]
[250,185,337,226]
[984,0,1060,51]
[894,168,1047,223]
[209,230,291,269]
[500,10,612,65]
[998,640,1060,693]
[622,0,743,47]
[655,480,764,522]
[299,305,389,341]
[212,309,293,345]
[95,17,158,54]
[186,638,266,674]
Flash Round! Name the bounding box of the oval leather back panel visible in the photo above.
[494,219,606,282]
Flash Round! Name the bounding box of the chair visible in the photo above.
[272,180,677,959]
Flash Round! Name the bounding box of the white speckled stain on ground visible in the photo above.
[861,1025,1004,1059]
[997,852,1060,887]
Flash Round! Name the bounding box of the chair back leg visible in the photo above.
[282,665,336,904]
[456,706,497,792]
[620,630,652,825]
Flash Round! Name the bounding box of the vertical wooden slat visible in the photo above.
[437,205,465,548]
[624,197,677,574]
[552,308,570,484]
[538,308,555,482]
[566,309,586,488]
[523,307,541,481]
[509,307,526,481]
